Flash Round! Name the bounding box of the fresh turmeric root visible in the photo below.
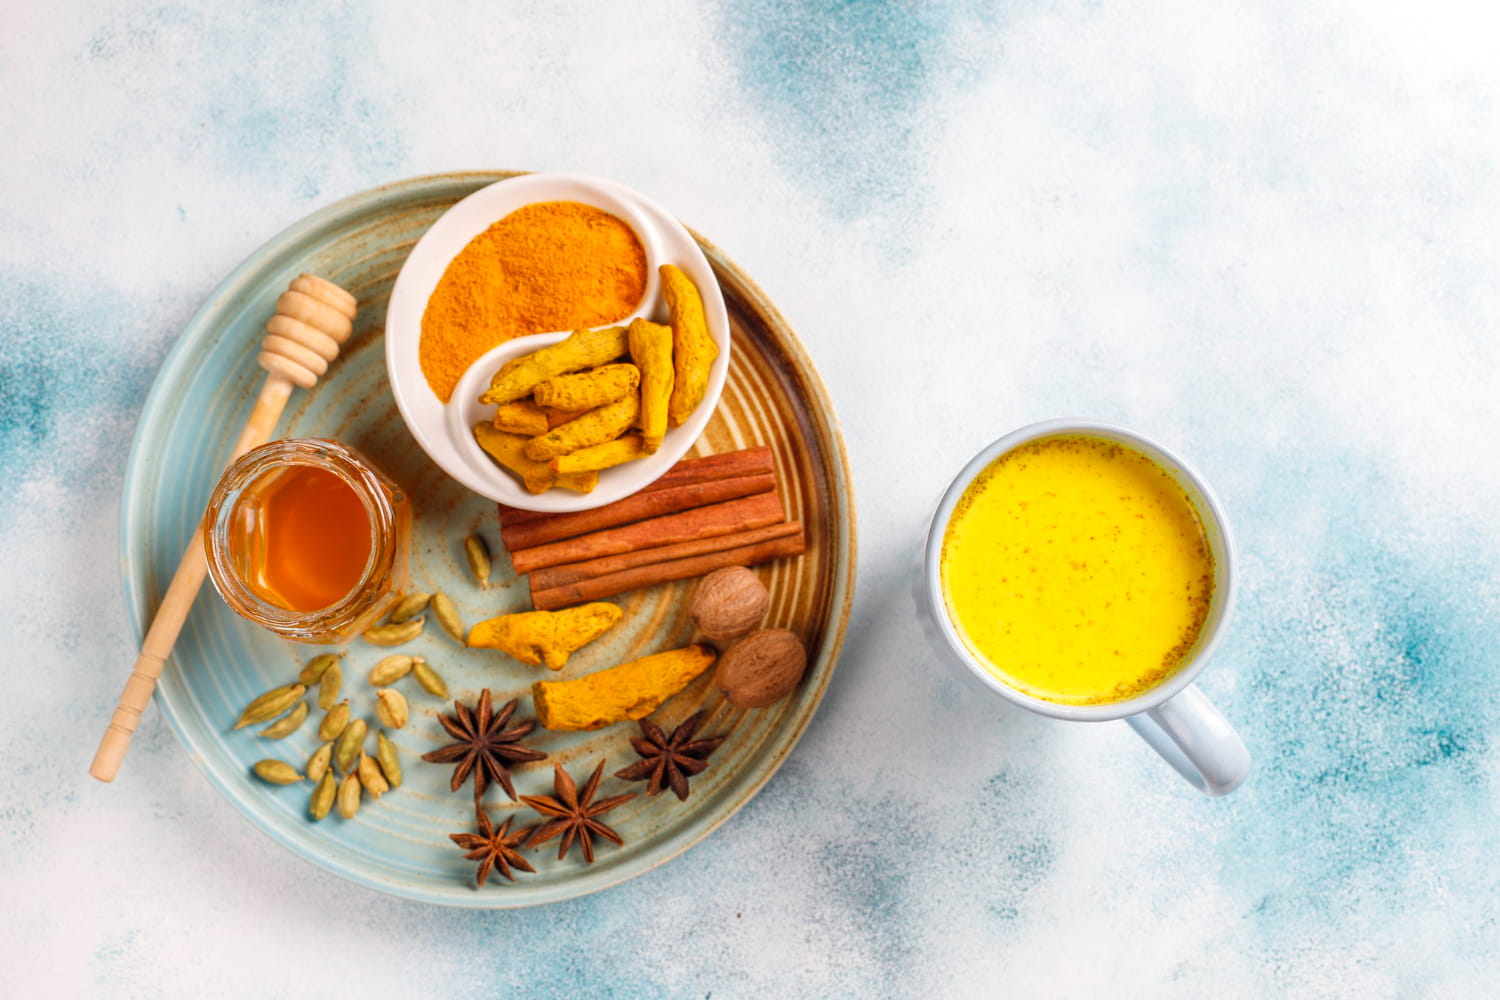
[661,265,717,426]
[479,326,629,406]
[532,644,717,730]
[472,423,598,494]
[628,318,673,452]
[534,363,640,411]
[467,603,623,670]
[523,392,640,462]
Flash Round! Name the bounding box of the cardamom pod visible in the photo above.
[334,718,368,774]
[298,652,341,686]
[252,759,303,785]
[233,683,307,730]
[318,699,350,742]
[309,771,336,820]
[411,657,448,698]
[387,591,431,625]
[431,592,464,643]
[356,752,390,798]
[375,730,402,789]
[464,534,492,588]
[306,741,334,784]
[368,654,414,686]
[337,771,362,819]
[374,688,409,729]
[258,699,308,739]
[317,660,342,710]
[363,617,424,646]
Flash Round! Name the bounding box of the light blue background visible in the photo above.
[5,2,1498,996]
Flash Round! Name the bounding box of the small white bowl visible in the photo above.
[385,172,731,511]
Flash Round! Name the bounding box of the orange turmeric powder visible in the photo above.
[420,201,648,402]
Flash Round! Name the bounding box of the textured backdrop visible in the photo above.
[4,1,1498,997]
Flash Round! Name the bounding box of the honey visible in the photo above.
[232,464,373,612]
[204,439,410,642]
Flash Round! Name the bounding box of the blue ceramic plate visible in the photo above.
[119,172,856,907]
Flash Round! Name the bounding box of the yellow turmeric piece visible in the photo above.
[467,603,622,670]
[551,434,648,475]
[523,392,640,462]
[661,265,718,427]
[420,202,647,403]
[491,401,550,436]
[493,400,591,436]
[472,423,598,494]
[534,363,640,411]
[532,644,717,731]
[479,326,629,406]
[628,318,673,452]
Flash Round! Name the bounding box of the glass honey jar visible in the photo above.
[203,439,410,643]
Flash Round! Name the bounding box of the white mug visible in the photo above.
[921,419,1250,795]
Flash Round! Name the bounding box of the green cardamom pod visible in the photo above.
[233,683,307,730]
[309,771,336,820]
[306,742,334,784]
[317,660,342,710]
[374,688,409,729]
[334,718,368,774]
[431,592,464,643]
[464,534,492,588]
[337,771,362,819]
[318,699,350,742]
[375,730,402,789]
[356,752,390,798]
[363,617,424,646]
[411,658,448,698]
[368,654,414,686]
[387,591,431,625]
[258,699,308,739]
[252,759,303,785]
[298,652,341,686]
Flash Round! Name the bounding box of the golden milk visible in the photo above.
[940,435,1213,705]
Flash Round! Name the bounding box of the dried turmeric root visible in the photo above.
[535,363,640,411]
[661,265,718,427]
[523,391,640,462]
[551,434,648,475]
[628,318,672,452]
[472,423,598,494]
[467,603,623,670]
[492,400,589,436]
[532,644,717,731]
[479,326,629,406]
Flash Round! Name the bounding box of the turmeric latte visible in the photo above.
[940,435,1213,706]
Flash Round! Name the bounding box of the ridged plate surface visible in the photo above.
[119,172,857,907]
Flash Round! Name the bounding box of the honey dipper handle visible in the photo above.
[91,275,355,783]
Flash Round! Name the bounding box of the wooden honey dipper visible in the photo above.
[90,274,358,782]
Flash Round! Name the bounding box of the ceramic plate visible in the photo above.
[119,172,857,908]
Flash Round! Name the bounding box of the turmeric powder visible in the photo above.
[420,201,647,402]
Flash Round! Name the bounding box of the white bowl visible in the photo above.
[385,172,731,512]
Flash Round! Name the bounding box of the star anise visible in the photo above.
[421,689,546,801]
[614,710,726,801]
[521,760,634,863]
[449,805,536,887]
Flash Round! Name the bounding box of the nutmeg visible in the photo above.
[714,628,807,708]
[689,566,769,641]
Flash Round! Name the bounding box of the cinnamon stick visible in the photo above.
[532,527,807,611]
[531,521,804,590]
[496,446,775,531]
[510,491,786,575]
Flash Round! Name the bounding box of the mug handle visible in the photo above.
[1125,684,1249,796]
